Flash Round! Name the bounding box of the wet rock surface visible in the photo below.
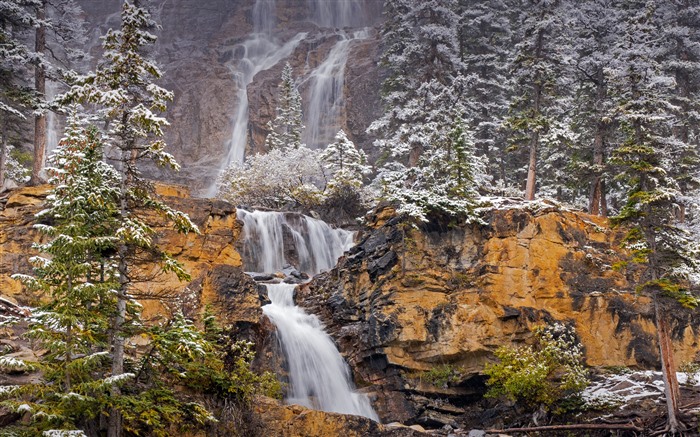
[297,204,700,426]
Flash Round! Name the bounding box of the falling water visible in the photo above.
[303,29,370,148]
[308,0,367,28]
[45,81,60,158]
[237,208,354,275]
[204,0,305,197]
[262,283,379,420]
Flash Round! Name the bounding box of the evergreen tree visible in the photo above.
[658,0,700,222]
[3,110,124,434]
[457,0,515,186]
[566,0,621,215]
[29,0,86,185]
[320,129,370,191]
[609,2,700,432]
[264,62,304,150]
[506,0,571,200]
[60,3,198,435]
[0,0,36,189]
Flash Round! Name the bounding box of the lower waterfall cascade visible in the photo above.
[237,209,378,420]
[262,283,378,420]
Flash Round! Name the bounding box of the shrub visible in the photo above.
[422,364,464,388]
[484,323,589,410]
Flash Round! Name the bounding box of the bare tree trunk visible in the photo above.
[589,69,607,215]
[0,118,8,189]
[524,28,544,201]
[108,149,130,437]
[30,1,46,186]
[655,298,681,433]
[524,131,538,200]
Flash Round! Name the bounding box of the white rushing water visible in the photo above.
[237,208,354,275]
[308,0,367,28]
[262,283,378,420]
[303,29,370,148]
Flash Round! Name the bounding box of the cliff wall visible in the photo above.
[298,202,700,424]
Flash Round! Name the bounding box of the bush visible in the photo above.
[484,323,589,410]
[421,364,464,388]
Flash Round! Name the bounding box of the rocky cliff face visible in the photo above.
[76,0,384,194]
[0,185,262,335]
[297,202,700,425]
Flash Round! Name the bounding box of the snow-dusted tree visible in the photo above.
[320,129,370,191]
[264,62,304,151]
[506,0,571,200]
[218,145,327,210]
[657,1,700,222]
[29,0,86,185]
[565,0,621,215]
[3,110,125,435]
[371,1,485,221]
[60,3,198,435]
[0,0,36,189]
[457,0,515,184]
[374,0,464,163]
[609,2,700,432]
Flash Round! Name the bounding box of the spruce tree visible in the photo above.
[0,0,36,189]
[60,2,198,435]
[264,62,304,151]
[609,2,700,432]
[320,129,370,191]
[506,0,570,200]
[4,109,123,435]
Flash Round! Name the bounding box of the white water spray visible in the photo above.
[204,0,305,197]
[308,0,367,28]
[262,283,378,420]
[303,29,370,148]
[237,208,354,275]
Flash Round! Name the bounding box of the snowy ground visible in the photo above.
[583,370,700,413]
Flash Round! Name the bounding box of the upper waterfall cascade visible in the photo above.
[237,208,354,275]
[303,28,370,148]
[206,0,374,196]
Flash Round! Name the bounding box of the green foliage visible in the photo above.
[485,323,589,411]
[680,361,700,386]
[421,364,464,388]
[638,278,700,309]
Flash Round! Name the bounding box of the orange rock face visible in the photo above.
[0,185,261,327]
[300,203,700,422]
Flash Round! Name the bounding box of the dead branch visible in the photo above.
[486,423,643,434]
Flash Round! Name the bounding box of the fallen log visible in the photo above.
[486,423,643,434]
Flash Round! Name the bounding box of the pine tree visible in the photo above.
[609,2,700,432]
[60,3,198,435]
[320,129,370,191]
[3,109,124,434]
[506,0,570,200]
[264,62,304,151]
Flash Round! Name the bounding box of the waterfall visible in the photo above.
[203,0,305,197]
[262,283,378,420]
[45,81,59,158]
[303,29,370,148]
[308,0,367,28]
[237,208,354,275]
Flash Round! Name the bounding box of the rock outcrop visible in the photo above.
[0,185,262,333]
[297,202,700,425]
[252,396,426,437]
